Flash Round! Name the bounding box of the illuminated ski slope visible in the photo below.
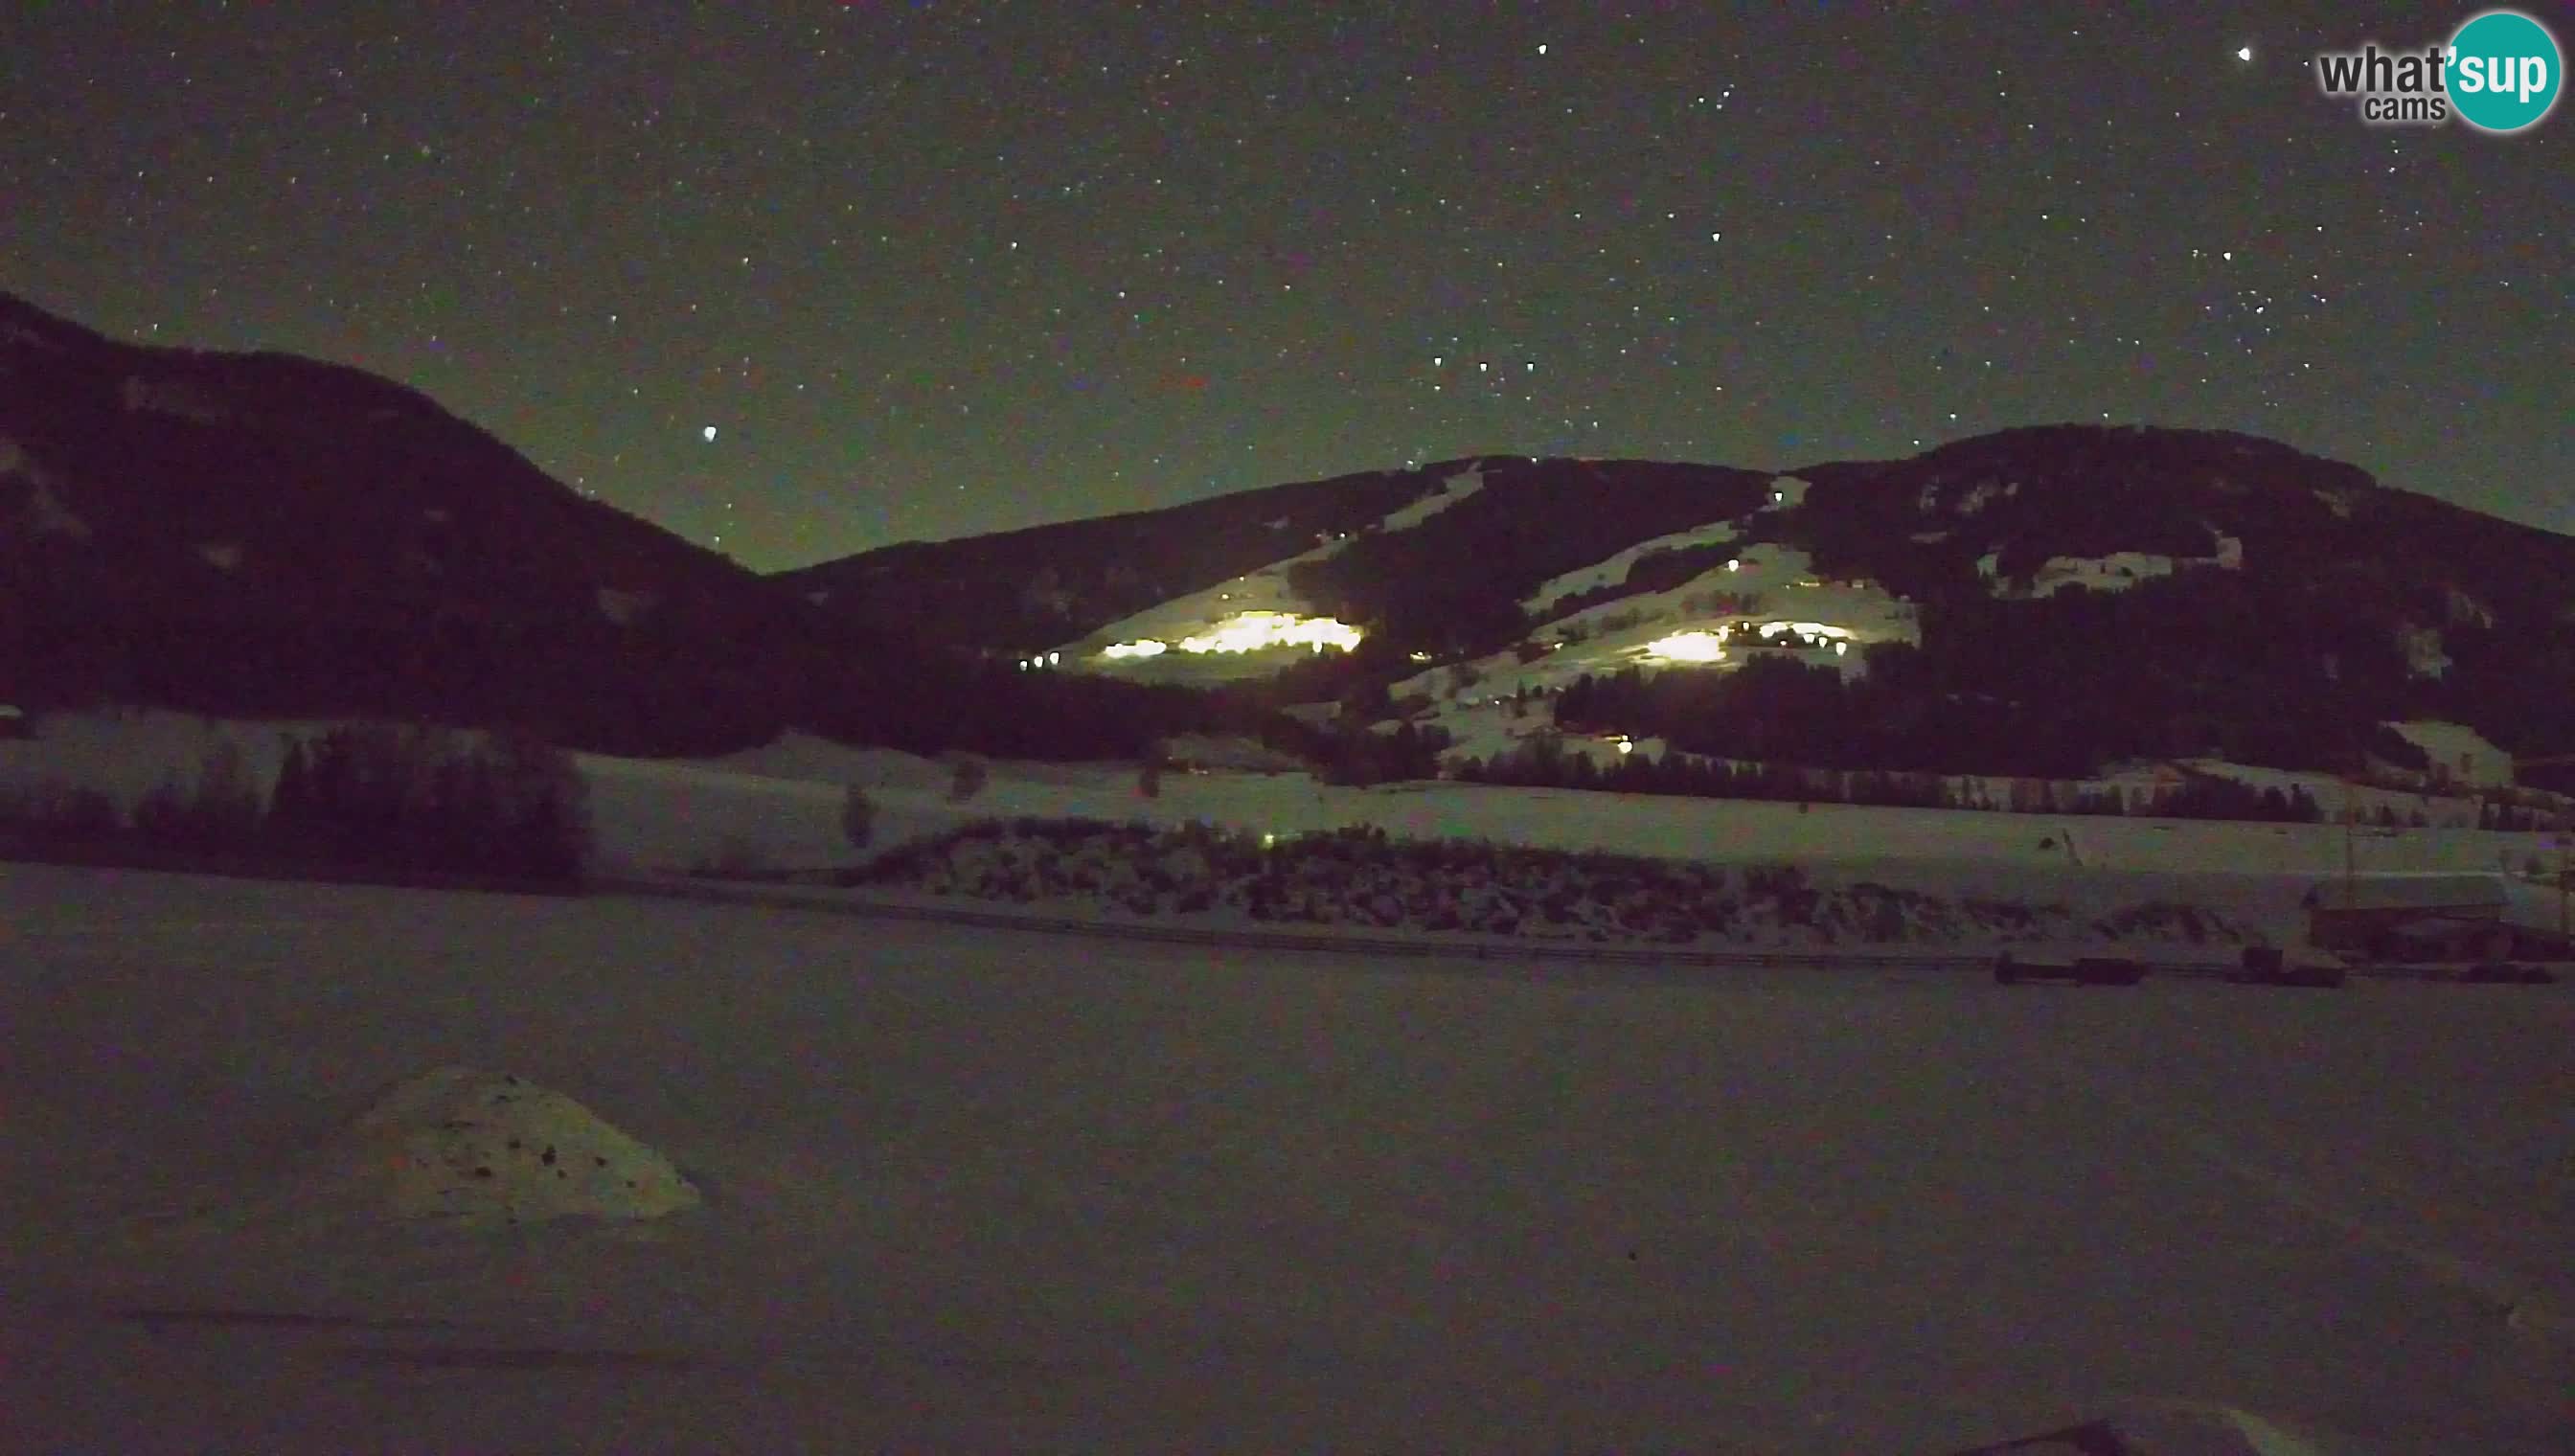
[1053,465,1492,682]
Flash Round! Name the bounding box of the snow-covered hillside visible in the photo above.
[1975,533,2245,600]
[1395,540,1922,765]
[1052,464,1491,683]
[2381,719,2513,786]
[1518,518,1742,618]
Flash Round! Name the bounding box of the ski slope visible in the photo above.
[1054,464,1490,683]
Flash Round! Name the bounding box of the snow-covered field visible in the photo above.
[3,864,2567,1452]
[7,711,2566,951]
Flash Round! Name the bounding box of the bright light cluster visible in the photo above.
[1101,611,1363,661]
[1642,630,1730,663]
[1641,620,1864,665]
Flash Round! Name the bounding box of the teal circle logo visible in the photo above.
[2447,10,2562,132]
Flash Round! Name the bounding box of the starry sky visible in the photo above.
[0,2,2564,572]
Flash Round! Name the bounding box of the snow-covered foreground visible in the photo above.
[4,865,2567,1453]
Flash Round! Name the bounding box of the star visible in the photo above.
[1,8,2556,569]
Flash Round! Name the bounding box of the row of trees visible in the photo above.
[7,725,592,883]
[2,603,1244,764]
[1453,732,2340,824]
[263,726,591,881]
[1547,626,2448,784]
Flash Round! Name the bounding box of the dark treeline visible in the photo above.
[5,607,1244,763]
[1455,730,2336,823]
[1456,730,2561,829]
[1547,646,2353,782]
[4,723,592,883]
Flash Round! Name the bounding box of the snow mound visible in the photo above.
[298,1066,702,1229]
[2086,1400,2337,1455]
[703,733,949,792]
[1958,1400,2343,1454]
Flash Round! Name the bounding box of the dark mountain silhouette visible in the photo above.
[0,292,819,752]
[788,424,2575,781]
[8,290,2565,781]
[0,292,1209,759]
[773,463,1453,653]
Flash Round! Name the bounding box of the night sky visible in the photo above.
[2,2,2564,572]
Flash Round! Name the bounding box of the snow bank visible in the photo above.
[302,1066,702,1229]
[702,733,949,794]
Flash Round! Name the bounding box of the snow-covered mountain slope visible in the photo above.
[1974,533,2245,600]
[1040,519,1367,681]
[1390,541,1923,765]
[1519,518,1743,618]
[1051,465,1493,683]
[842,425,2575,785]
[1373,461,1485,531]
[775,456,1464,652]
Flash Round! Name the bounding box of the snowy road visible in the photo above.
[2,864,2567,1453]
